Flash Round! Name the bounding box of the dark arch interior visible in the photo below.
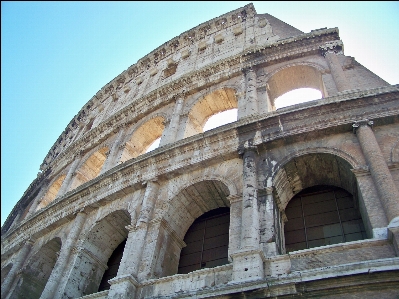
[284,185,366,252]
[178,207,230,274]
[98,239,127,291]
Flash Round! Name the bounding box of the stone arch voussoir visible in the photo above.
[271,148,360,212]
[265,62,327,106]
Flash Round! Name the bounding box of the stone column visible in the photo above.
[227,194,242,260]
[353,120,399,224]
[320,41,350,92]
[1,239,34,298]
[260,187,291,277]
[100,128,125,174]
[25,186,48,217]
[160,97,184,146]
[240,145,260,250]
[231,145,264,282]
[107,181,159,298]
[40,211,87,299]
[57,156,81,196]
[260,187,278,257]
[242,66,259,117]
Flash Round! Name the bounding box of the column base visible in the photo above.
[231,249,265,282]
[107,274,139,299]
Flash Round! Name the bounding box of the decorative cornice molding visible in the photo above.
[40,29,341,173]
[2,85,398,255]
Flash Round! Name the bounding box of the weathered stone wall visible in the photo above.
[2,3,399,299]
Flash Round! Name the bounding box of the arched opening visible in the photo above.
[178,207,230,274]
[267,65,325,111]
[272,153,369,253]
[98,239,127,292]
[203,109,238,131]
[36,174,66,210]
[184,88,237,138]
[145,137,161,153]
[284,185,366,252]
[61,210,130,298]
[274,88,322,109]
[155,180,231,278]
[120,116,165,162]
[69,147,108,191]
[10,238,61,299]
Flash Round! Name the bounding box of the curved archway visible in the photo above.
[10,238,61,299]
[120,116,165,162]
[274,88,322,109]
[178,207,230,274]
[272,153,358,211]
[69,147,108,191]
[36,174,66,210]
[61,210,130,298]
[158,180,231,277]
[184,88,238,138]
[203,108,238,131]
[267,65,325,110]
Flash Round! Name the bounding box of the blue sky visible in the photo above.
[2,1,399,226]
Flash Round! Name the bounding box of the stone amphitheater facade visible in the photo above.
[2,3,399,299]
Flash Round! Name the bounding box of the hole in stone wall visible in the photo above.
[145,137,161,153]
[275,88,322,109]
[203,108,237,132]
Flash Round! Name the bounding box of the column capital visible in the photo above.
[352,119,374,134]
[319,40,344,57]
[237,142,258,157]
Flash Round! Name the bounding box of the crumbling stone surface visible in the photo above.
[2,3,399,299]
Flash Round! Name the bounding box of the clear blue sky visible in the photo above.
[2,1,399,226]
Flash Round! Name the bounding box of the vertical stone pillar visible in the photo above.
[41,211,87,299]
[231,145,264,282]
[260,187,291,277]
[227,194,242,260]
[242,67,259,117]
[160,97,184,146]
[260,187,278,257]
[240,145,260,250]
[1,239,34,298]
[320,41,350,92]
[57,156,81,196]
[25,186,48,217]
[107,180,159,298]
[100,128,125,174]
[353,120,399,224]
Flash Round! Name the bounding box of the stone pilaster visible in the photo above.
[227,194,242,260]
[160,97,184,146]
[1,239,34,298]
[353,120,399,225]
[240,145,260,250]
[231,145,264,282]
[41,211,87,299]
[25,186,48,218]
[260,187,278,257]
[107,181,159,298]
[57,156,81,196]
[242,66,259,117]
[320,41,350,92]
[100,128,125,174]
